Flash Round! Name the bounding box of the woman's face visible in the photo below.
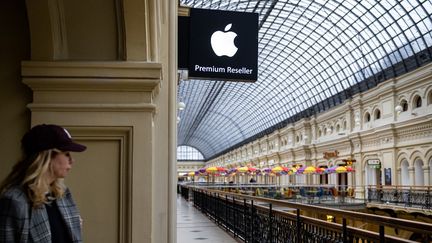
[50,151,74,179]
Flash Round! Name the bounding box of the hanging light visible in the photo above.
[178,101,186,111]
[177,116,181,124]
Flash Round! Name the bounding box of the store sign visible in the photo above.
[342,158,356,165]
[368,159,381,169]
[187,8,258,82]
[368,159,380,165]
[384,168,392,185]
[323,150,339,159]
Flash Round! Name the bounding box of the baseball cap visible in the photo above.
[21,124,87,155]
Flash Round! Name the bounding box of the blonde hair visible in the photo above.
[0,149,66,207]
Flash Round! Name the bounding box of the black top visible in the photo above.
[45,200,73,243]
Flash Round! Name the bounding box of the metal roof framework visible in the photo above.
[177,0,432,160]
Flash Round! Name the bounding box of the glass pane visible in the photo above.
[177,146,205,160]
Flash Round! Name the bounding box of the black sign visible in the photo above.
[187,8,258,82]
[384,168,391,185]
[178,16,190,70]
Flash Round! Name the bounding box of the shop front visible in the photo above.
[366,159,382,186]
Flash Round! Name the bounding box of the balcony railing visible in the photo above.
[367,185,431,210]
[181,183,432,213]
[181,185,432,243]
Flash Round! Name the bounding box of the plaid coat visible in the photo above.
[0,186,82,243]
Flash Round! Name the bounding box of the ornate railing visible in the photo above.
[367,186,432,209]
[180,184,189,200]
[189,187,432,243]
[182,183,432,211]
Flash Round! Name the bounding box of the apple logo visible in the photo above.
[210,23,238,57]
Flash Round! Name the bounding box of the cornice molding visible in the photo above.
[394,114,432,133]
[22,61,162,80]
[22,61,161,94]
[22,61,162,114]
[23,78,160,92]
[27,103,157,112]
[315,103,351,122]
[361,81,397,103]
[395,63,432,90]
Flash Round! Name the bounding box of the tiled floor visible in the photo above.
[177,195,240,243]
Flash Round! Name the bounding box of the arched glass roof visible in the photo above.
[177,145,205,160]
[178,0,432,160]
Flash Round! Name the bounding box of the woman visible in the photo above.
[0,124,86,243]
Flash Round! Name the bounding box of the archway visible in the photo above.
[400,159,409,185]
[338,172,348,191]
[414,159,424,186]
[319,165,328,184]
[365,159,381,186]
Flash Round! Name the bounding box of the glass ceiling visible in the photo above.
[177,145,205,160]
[178,0,432,160]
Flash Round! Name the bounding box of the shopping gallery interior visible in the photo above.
[1,0,432,242]
[176,1,432,242]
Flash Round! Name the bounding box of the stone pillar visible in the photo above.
[23,0,177,242]
[397,168,401,185]
[22,61,163,243]
[354,154,364,199]
[348,172,353,187]
[423,166,430,186]
[409,167,415,186]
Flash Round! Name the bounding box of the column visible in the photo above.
[22,61,162,243]
[423,167,430,186]
[409,167,415,186]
